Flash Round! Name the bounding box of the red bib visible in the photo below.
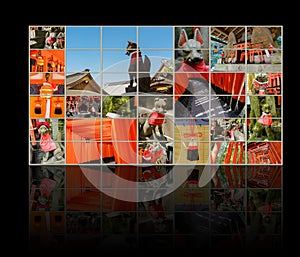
[258,113,272,126]
[148,111,165,125]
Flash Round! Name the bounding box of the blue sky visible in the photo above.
[66,26,174,83]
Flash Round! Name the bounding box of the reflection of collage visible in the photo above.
[29,165,283,250]
[28,26,283,252]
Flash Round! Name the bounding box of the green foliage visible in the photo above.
[102,96,133,118]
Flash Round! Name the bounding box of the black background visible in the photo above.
[11,11,291,256]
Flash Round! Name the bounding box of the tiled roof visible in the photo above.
[66,71,89,85]
[66,69,107,94]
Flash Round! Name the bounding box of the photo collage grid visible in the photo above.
[28,25,283,251]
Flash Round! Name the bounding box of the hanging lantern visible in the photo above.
[40,82,54,98]
[34,101,42,114]
[54,102,62,115]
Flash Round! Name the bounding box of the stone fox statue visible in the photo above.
[177,27,209,72]
[139,98,167,141]
[37,121,65,164]
[125,40,151,92]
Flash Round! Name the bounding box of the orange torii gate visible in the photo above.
[211,141,245,165]
[223,141,244,164]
